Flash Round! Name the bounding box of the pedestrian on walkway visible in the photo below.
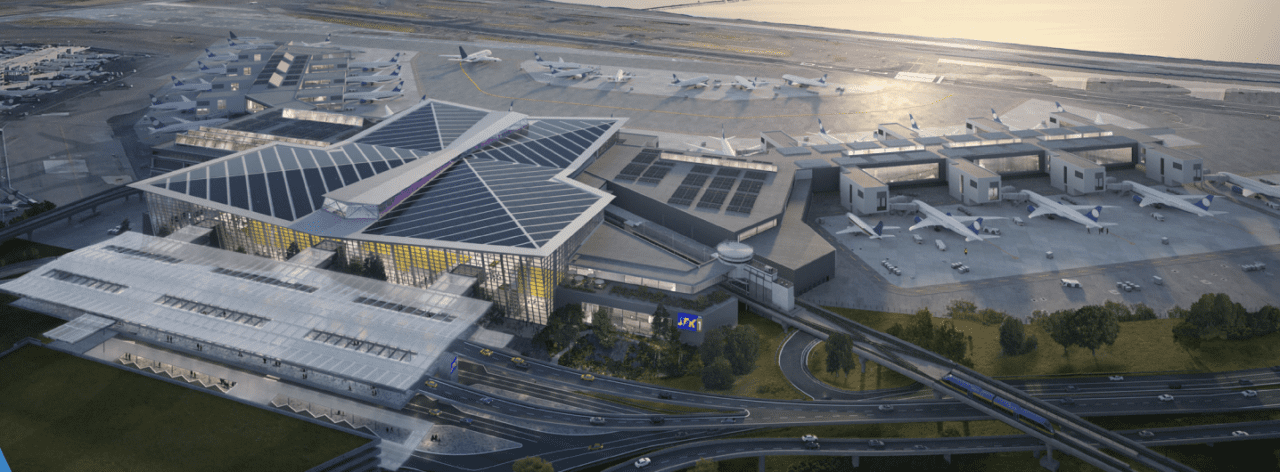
[964,248,968,255]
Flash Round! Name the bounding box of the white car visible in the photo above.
[1242,390,1258,398]
[802,434,818,442]
[1232,431,1249,437]
[1158,394,1175,402]
[634,457,651,468]
[1109,375,1124,381]
[878,404,895,412]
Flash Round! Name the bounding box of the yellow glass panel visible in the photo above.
[521,266,553,299]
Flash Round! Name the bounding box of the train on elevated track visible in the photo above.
[942,373,1055,435]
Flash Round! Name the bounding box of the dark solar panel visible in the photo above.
[633,149,660,164]
[708,176,737,191]
[690,164,714,174]
[363,162,535,248]
[637,163,673,184]
[697,190,728,210]
[187,179,207,200]
[266,172,293,220]
[358,103,444,152]
[209,177,228,204]
[667,186,701,206]
[736,180,763,194]
[302,168,326,209]
[615,163,648,181]
[680,173,708,187]
[743,171,769,181]
[726,193,758,215]
[716,168,742,177]
[229,176,249,210]
[168,180,186,194]
[285,170,312,217]
[247,173,270,215]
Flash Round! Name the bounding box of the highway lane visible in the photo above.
[777,330,927,401]
[597,419,1280,472]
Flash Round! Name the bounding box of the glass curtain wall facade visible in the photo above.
[1073,147,1134,166]
[146,193,601,324]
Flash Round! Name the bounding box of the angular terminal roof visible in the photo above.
[134,100,625,256]
[0,233,491,392]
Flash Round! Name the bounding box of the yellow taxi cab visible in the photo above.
[479,348,493,356]
[428,409,442,416]
[581,373,595,381]
[588,443,604,451]
[424,379,438,389]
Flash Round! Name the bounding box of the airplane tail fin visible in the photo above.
[390,65,400,76]
[873,221,885,236]
[967,218,984,234]
[1026,204,1037,214]
[1087,206,1103,222]
[509,100,514,112]
[458,46,468,59]
[1055,101,1065,112]
[171,75,183,85]
[819,73,827,84]
[150,116,162,127]
[392,81,403,93]
[149,94,157,104]
[421,95,427,101]
[1195,195,1214,210]
[672,73,680,83]
[818,118,826,134]
[1133,194,1144,204]
[325,33,331,42]
[991,108,1002,123]
[913,216,923,224]
[534,52,543,62]
[909,114,919,130]
[229,31,238,40]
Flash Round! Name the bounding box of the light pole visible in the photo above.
[0,127,9,191]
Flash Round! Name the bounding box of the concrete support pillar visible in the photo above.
[944,453,951,464]
[859,358,867,373]
[758,455,765,472]
[934,389,945,399]
[850,455,859,468]
[1039,443,1059,471]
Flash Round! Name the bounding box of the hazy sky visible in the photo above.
[562,0,1278,64]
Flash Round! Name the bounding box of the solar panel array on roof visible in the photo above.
[363,159,599,248]
[150,142,424,221]
[697,188,730,210]
[726,170,767,215]
[470,120,611,169]
[637,161,674,184]
[668,165,713,206]
[357,103,446,152]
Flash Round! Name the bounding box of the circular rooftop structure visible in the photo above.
[717,241,754,264]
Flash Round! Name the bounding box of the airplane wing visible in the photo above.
[835,226,867,236]
[950,215,1005,224]
[1027,206,1057,219]
[908,217,942,231]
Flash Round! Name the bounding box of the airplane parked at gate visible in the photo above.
[204,48,238,62]
[197,61,226,75]
[148,94,196,111]
[0,88,55,98]
[1121,181,1224,217]
[670,74,710,89]
[687,128,765,157]
[908,200,1005,242]
[347,65,401,84]
[1020,190,1115,230]
[441,47,501,63]
[350,53,401,70]
[782,73,827,88]
[533,53,580,70]
[227,39,274,50]
[1208,172,1280,200]
[813,119,845,144]
[170,76,212,92]
[836,213,899,239]
[147,116,229,134]
[296,33,332,47]
[344,81,405,103]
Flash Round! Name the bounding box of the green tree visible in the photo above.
[119,217,130,232]
[1130,303,1158,321]
[701,357,734,390]
[513,456,554,472]
[977,308,1006,326]
[825,333,855,378]
[285,241,300,259]
[786,457,847,472]
[699,326,727,365]
[946,299,977,319]
[690,458,718,472]
[887,309,972,367]
[362,254,387,280]
[1101,300,1132,321]
[999,316,1025,356]
[591,307,617,349]
[1072,305,1121,359]
[1044,309,1077,356]
[723,325,760,375]
[331,243,350,273]
[652,304,674,341]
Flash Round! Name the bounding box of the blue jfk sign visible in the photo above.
[676,312,702,332]
[450,355,458,375]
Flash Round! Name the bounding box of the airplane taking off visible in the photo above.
[782,73,827,88]
[344,81,404,103]
[170,76,212,92]
[296,33,331,47]
[907,200,1005,242]
[533,52,579,70]
[441,47,501,63]
[346,65,401,84]
[1020,190,1115,230]
[350,53,401,70]
[197,61,226,75]
[149,94,196,111]
[227,39,274,50]
[1121,180,1224,217]
[670,74,710,89]
[547,66,599,79]
[147,116,229,134]
[687,128,765,157]
[605,69,636,83]
[836,213,899,239]
[1208,172,1280,200]
[204,48,237,62]
[729,76,766,90]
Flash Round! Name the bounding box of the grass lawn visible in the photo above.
[806,340,917,392]
[825,307,1280,378]
[0,294,65,351]
[645,309,808,400]
[0,346,369,472]
[0,238,71,269]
